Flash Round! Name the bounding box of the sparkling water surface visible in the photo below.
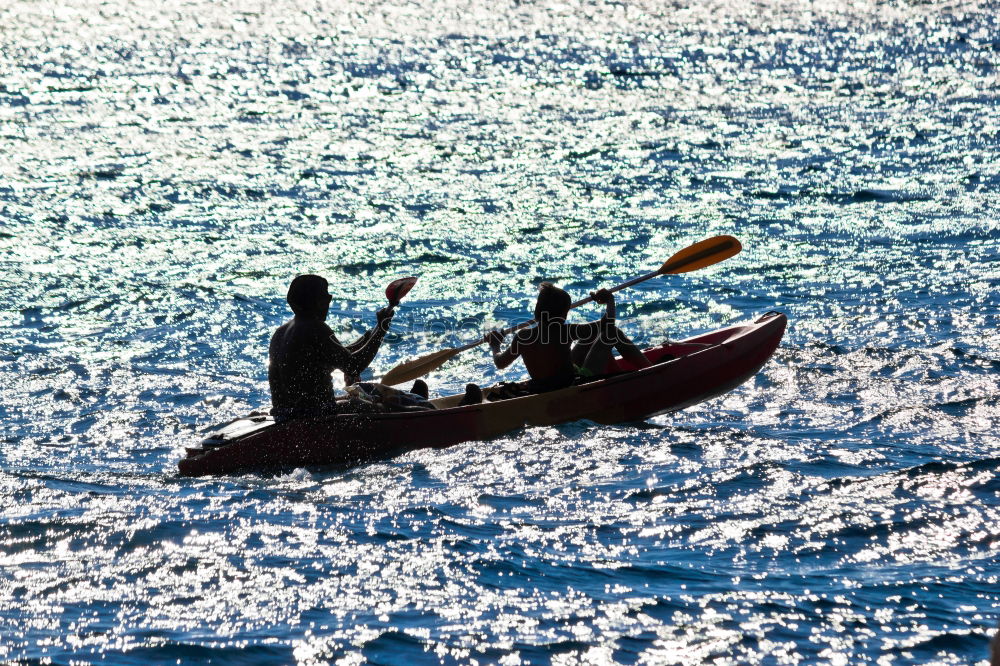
[2,0,999,663]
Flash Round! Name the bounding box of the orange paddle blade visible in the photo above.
[380,347,461,386]
[659,235,742,274]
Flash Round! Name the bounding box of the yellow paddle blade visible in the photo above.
[659,235,742,274]
[380,347,462,386]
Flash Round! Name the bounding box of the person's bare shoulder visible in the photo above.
[270,319,293,341]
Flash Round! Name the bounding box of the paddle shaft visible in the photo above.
[450,239,735,353]
[378,235,742,385]
[451,269,662,353]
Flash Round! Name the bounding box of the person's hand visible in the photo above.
[484,330,505,347]
[376,306,394,328]
[591,288,614,305]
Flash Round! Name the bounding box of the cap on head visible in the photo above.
[535,282,571,321]
[287,274,329,314]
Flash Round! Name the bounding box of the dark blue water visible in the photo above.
[2,0,999,662]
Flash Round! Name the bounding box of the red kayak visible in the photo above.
[178,311,787,477]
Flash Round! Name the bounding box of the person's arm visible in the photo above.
[592,288,615,322]
[345,307,393,354]
[485,330,519,370]
[568,289,616,345]
[593,288,617,342]
[317,326,358,375]
[318,308,393,380]
[340,307,393,376]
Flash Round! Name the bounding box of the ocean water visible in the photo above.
[2,0,999,662]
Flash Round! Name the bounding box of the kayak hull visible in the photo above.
[178,311,786,477]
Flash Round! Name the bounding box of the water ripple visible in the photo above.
[2,0,999,662]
